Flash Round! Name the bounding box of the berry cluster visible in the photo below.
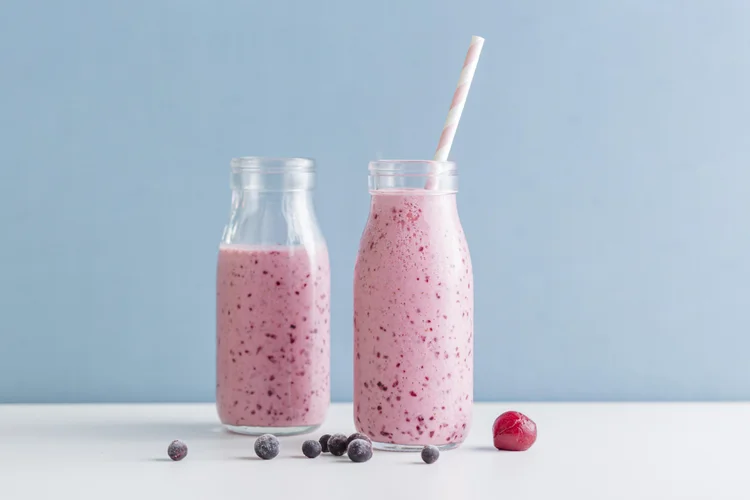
[305,432,373,463]
[163,410,537,463]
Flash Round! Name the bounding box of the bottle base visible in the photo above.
[223,423,321,436]
[371,440,461,452]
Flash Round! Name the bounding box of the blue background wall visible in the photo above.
[1,0,749,403]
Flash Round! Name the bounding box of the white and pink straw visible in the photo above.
[433,35,485,162]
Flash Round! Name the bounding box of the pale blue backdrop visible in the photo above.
[1,0,749,403]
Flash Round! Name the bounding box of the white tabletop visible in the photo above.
[1,403,748,499]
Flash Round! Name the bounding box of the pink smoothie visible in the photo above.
[216,245,330,428]
[353,190,473,446]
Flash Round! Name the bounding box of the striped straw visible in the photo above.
[433,35,485,162]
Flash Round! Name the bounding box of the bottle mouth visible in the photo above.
[368,160,458,193]
[368,160,456,177]
[230,157,315,192]
[231,157,315,173]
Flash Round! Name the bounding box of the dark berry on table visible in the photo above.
[327,433,348,456]
[302,440,322,458]
[319,434,331,453]
[254,434,280,459]
[346,432,372,448]
[347,439,373,463]
[421,445,439,464]
[167,440,188,461]
[492,411,537,451]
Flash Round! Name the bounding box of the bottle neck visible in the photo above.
[370,190,458,211]
[223,189,320,247]
[223,157,322,247]
[232,188,316,216]
[231,170,315,192]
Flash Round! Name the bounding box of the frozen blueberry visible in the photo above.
[254,434,280,460]
[347,439,373,463]
[319,434,331,453]
[421,445,439,464]
[302,440,322,458]
[327,433,349,456]
[346,432,372,448]
[167,440,188,461]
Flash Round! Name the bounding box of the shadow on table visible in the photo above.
[463,445,503,453]
[9,421,229,441]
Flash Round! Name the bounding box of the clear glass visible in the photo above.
[353,160,474,451]
[216,157,330,436]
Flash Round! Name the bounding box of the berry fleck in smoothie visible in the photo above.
[216,245,330,429]
[353,189,473,448]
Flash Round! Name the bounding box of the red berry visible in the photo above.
[492,411,537,451]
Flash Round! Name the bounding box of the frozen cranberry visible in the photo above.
[492,411,537,451]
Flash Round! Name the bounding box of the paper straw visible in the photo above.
[433,35,485,162]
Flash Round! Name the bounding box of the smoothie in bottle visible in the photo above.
[353,160,473,450]
[216,157,330,435]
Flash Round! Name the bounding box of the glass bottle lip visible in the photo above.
[231,157,315,173]
[368,159,456,177]
[368,159,458,194]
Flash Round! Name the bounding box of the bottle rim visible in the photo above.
[368,159,456,177]
[231,157,315,173]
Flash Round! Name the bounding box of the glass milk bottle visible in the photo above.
[216,157,330,435]
[353,160,474,450]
